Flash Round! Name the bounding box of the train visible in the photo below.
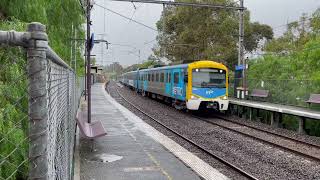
[119,60,229,111]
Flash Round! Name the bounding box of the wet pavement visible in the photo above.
[78,83,202,180]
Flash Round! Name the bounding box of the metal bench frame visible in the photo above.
[306,94,320,105]
[249,89,269,98]
[249,89,270,102]
[76,111,107,139]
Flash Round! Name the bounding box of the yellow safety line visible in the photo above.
[119,118,173,180]
[146,152,173,180]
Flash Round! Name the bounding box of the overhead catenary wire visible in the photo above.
[97,0,246,63]
[272,15,315,33]
[110,0,245,10]
[95,3,158,32]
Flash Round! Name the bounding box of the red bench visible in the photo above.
[76,111,107,139]
[306,94,320,105]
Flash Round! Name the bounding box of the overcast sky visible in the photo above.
[91,0,320,66]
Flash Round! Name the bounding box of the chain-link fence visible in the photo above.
[0,45,29,180]
[229,78,320,108]
[0,22,84,180]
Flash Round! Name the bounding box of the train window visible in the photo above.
[152,73,154,81]
[148,73,150,81]
[160,73,164,82]
[156,73,159,82]
[174,72,179,84]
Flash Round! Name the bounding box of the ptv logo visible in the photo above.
[206,89,214,95]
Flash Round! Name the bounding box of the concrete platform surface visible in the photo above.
[230,98,320,119]
[77,83,229,180]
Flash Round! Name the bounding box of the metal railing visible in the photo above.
[0,22,84,180]
[229,78,320,108]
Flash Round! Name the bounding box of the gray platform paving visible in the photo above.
[230,98,320,119]
[78,83,205,180]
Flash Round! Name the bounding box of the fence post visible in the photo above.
[27,22,49,179]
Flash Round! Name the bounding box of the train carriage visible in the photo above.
[120,60,229,111]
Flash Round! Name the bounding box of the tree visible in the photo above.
[154,0,273,68]
[265,13,315,53]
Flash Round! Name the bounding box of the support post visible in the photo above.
[238,0,244,66]
[236,105,239,117]
[270,111,277,127]
[239,0,246,96]
[278,113,283,128]
[27,22,49,179]
[243,106,247,119]
[298,117,306,134]
[249,107,252,121]
[86,0,92,123]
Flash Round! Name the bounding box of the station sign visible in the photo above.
[235,64,248,71]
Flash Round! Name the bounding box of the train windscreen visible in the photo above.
[192,68,226,88]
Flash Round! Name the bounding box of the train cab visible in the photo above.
[186,61,229,111]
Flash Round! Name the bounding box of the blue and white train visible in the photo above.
[119,60,229,111]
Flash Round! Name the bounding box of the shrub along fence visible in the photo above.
[229,78,320,108]
[229,78,320,136]
[0,22,84,180]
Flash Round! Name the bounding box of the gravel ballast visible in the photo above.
[107,81,320,180]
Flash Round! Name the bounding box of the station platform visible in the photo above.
[75,83,228,180]
[230,98,320,120]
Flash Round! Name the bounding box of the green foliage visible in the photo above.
[0,18,28,180]
[0,0,85,74]
[245,8,320,136]
[138,60,158,69]
[0,1,85,179]
[155,0,273,68]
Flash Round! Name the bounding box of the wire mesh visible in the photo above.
[46,59,75,180]
[0,45,84,179]
[0,46,29,180]
[229,78,320,108]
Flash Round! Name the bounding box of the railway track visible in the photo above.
[213,114,320,149]
[192,114,320,162]
[107,83,259,180]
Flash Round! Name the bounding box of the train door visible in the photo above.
[139,73,143,91]
[172,69,184,100]
[182,69,187,99]
[135,71,139,90]
[165,70,172,96]
[143,73,148,91]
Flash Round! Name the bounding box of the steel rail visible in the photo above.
[192,115,320,162]
[213,114,320,149]
[108,83,259,180]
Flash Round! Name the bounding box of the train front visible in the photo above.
[186,61,229,111]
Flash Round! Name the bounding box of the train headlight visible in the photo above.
[191,95,199,100]
[220,96,228,100]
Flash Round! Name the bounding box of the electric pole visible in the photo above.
[86,0,92,123]
[239,0,246,93]
[138,49,141,63]
[238,0,244,66]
